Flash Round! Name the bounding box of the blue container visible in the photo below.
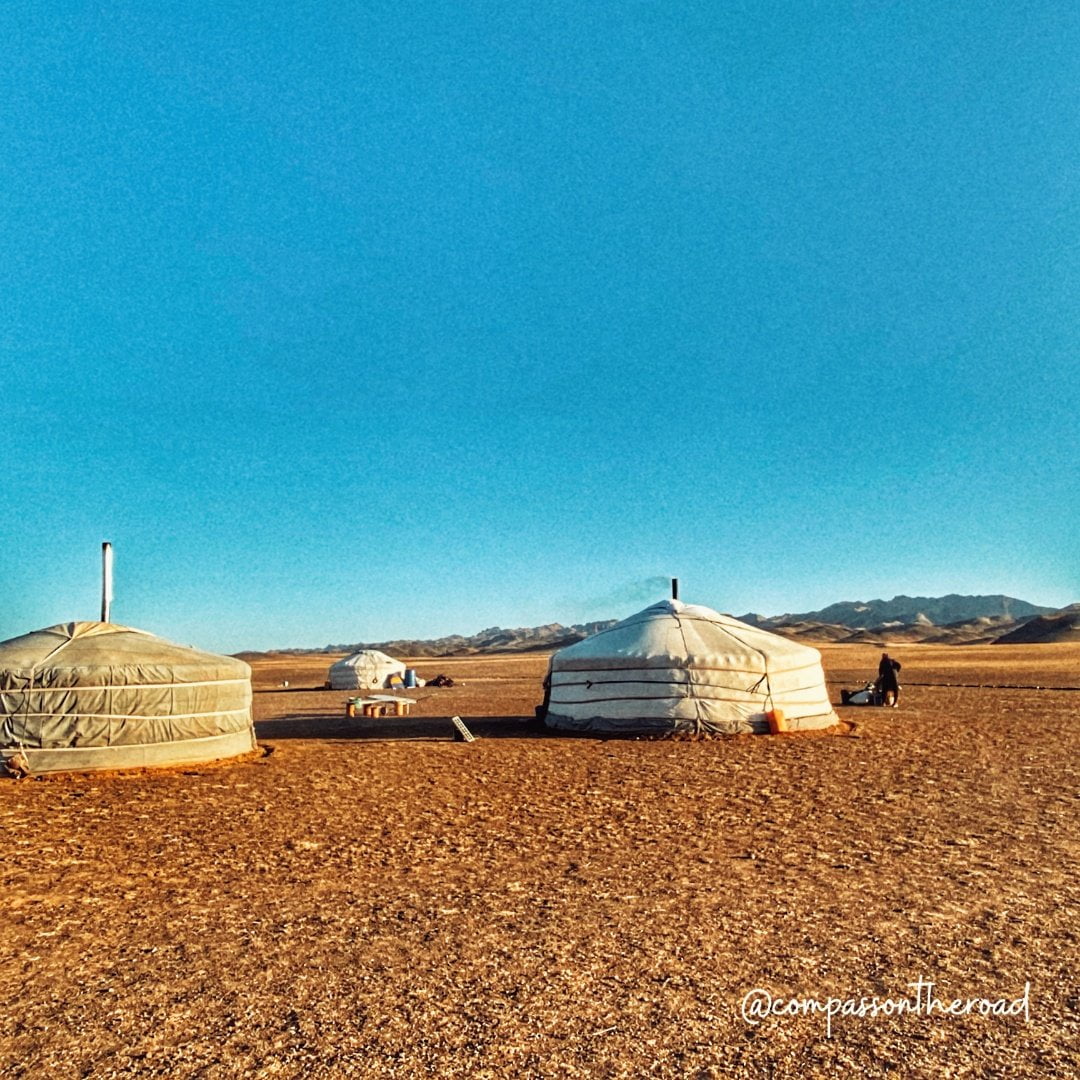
[404,668,417,688]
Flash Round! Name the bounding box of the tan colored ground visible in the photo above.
[2,644,1078,1077]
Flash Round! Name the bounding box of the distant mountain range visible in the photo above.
[251,594,1079,657]
[736,594,1070,645]
[744,593,1054,629]
[268,620,621,658]
[992,604,1080,644]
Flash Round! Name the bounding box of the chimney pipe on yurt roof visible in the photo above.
[101,541,113,623]
[671,577,679,601]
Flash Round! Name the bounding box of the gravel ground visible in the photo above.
[2,645,1077,1077]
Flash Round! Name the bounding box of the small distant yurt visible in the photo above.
[545,599,838,735]
[327,650,407,690]
[0,622,255,774]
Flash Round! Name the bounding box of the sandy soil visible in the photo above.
[2,644,1078,1077]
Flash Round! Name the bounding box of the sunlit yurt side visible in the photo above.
[0,622,255,774]
[545,600,837,735]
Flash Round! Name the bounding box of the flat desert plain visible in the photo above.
[2,643,1078,1078]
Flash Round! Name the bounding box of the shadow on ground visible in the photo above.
[254,714,549,741]
[253,715,854,743]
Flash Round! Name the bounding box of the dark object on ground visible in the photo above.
[840,679,903,707]
[427,674,455,687]
[841,683,877,706]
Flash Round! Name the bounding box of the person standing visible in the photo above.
[877,651,902,707]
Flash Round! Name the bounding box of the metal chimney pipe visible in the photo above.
[101,542,114,622]
[671,577,679,601]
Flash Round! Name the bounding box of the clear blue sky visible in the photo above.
[2,2,1077,652]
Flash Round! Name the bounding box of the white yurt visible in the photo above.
[0,622,255,774]
[327,650,407,690]
[544,599,838,735]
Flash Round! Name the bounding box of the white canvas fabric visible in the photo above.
[327,650,407,690]
[546,600,838,735]
[0,622,255,773]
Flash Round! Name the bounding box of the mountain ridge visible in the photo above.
[739,594,1055,630]
[239,594,1077,657]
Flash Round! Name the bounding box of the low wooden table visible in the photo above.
[345,695,417,719]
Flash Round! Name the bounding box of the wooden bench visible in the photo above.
[345,695,417,719]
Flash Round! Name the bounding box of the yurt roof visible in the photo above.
[331,650,403,668]
[552,599,822,672]
[0,622,250,685]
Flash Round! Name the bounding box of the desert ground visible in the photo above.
[2,643,1078,1077]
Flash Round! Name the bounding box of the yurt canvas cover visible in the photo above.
[0,622,255,774]
[545,600,837,735]
[327,650,406,690]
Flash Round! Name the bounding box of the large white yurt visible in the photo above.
[327,650,407,690]
[544,599,838,735]
[0,622,255,774]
